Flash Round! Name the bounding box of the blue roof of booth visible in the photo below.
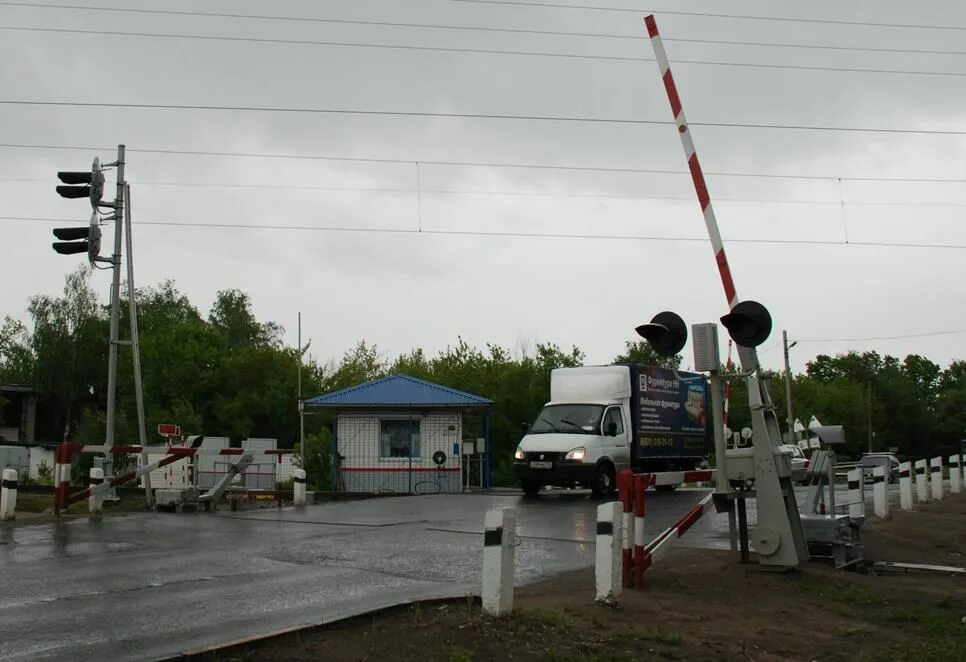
[304,374,492,408]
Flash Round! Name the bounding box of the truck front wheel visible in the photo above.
[591,463,616,498]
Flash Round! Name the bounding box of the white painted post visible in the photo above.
[293,468,307,506]
[950,455,962,494]
[898,462,914,511]
[915,459,929,503]
[595,501,623,603]
[847,468,865,520]
[872,465,889,519]
[482,507,516,616]
[962,454,966,489]
[88,468,105,514]
[931,456,944,501]
[0,468,18,521]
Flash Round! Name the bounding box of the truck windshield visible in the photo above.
[529,404,605,435]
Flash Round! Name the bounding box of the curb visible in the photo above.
[159,591,479,660]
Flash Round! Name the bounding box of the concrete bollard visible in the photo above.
[962,454,966,489]
[931,456,943,501]
[847,468,865,519]
[482,507,516,616]
[898,462,914,511]
[595,501,623,603]
[293,468,307,506]
[915,459,929,503]
[872,465,889,519]
[1,468,18,521]
[88,468,105,514]
[950,455,962,494]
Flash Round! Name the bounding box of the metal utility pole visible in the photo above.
[298,311,305,469]
[868,382,873,453]
[104,145,125,489]
[125,184,152,507]
[782,330,797,444]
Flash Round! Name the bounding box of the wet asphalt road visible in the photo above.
[0,489,713,661]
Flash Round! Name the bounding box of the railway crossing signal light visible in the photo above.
[56,157,108,209]
[51,212,102,265]
[636,311,688,357]
[720,300,772,348]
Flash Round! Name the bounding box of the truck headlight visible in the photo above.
[565,447,586,461]
[514,447,525,461]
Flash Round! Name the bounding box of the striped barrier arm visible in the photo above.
[642,492,715,570]
[645,14,738,309]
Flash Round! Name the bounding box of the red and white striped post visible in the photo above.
[54,442,72,515]
[632,473,648,587]
[617,469,634,588]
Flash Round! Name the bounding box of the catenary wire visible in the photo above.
[0,19,966,59]
[3,142,966,184]
[2,24,966,78]
[6,176,966,209]
[3,100,966,135]
[448,0,966,32]
[7,1,966,42]
[4,215,966,250]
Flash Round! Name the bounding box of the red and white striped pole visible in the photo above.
[644,15,740,311]
[54,442,71,515]
[617,469,634,588]
[632,473,648,587]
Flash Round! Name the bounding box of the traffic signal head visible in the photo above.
[56,157,106,209]
[635,311,688,357]
[720,300,772,348]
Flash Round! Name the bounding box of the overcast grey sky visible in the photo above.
[2,0,966,374]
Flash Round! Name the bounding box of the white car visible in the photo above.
[779,444,809,484]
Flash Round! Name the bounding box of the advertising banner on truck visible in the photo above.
[638,366,707,457]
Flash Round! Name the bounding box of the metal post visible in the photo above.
[408,413,413,494]
[736,496,750,563]
[104,145,125,487]
[330,417,338,492]
[708,371,729,496]
[483,413,491,489]
[867,382,873,453]
[298,312,305,472]
[124,184,152,508]
[782,330,796,444]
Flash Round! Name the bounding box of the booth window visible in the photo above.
[380,419,421,458]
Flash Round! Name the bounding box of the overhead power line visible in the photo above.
[4,142,966,184]
[3,215,966,251]
[449,0,966,32]
[3,24,966,78]
[798,329,966,343]
[3,100,966,136]
[7,175,966,208]
[7,1,966,36]
[1,7,966,59]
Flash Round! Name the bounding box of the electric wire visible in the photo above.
[4,215,966,250]
[3,100,966,135]
[3,142,966,184]
[2,24,966,78]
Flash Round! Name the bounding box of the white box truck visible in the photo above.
[513,365,708,496]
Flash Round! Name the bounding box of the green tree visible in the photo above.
[612,340,681,369]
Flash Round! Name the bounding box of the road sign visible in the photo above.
[158,423,180,437]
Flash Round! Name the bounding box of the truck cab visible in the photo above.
[514,366,633,497]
